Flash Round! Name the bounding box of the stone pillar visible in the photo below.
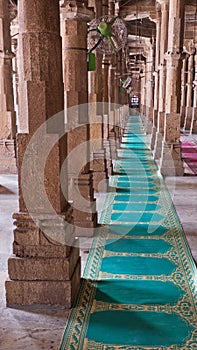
[0,0,17,173]
[102,54,113,176]
[6,0,80,308]
[191,52,197,133]
[160,0,185,176]
[140,62,146,117]
[184,50,195,130]
[108,0,115,129]
[154,0,169,159]
[92,0,110,190]
[108,55,120,161]
[120,49,129,130]
[151,3,161,149]
[87,1,109,190]
[107,1,119,162]
[11,37,19,123]
[114,51,121,137]
[61,1,97,234]
[180,55,188,127]
[145,41,154,134]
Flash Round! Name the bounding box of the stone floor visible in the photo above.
[0,164,197,349]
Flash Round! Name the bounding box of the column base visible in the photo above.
[145,106,153,134]
[184,107,193,130]
[160,142,184,176]
[145,120,153,135]
[71,172,98,236]
[0,139,17,174]
[6,211,80,308]
[191,107,197,133]
[6,259,80,308]
[93,171,108,192]
[150,126,157,150]
[109,130,118,160]
[180,106,186,128]
[90,149,108,192]
[154,131,163,159]
[103,140,113,175]
[140,113,146,126]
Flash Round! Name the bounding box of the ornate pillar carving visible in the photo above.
[0,0,17,173]
[140,62,146,116]
[180,54,188,127]
[191,51,197,133]
[160,0,185,176]
[6,0,80,308]
[61,1,97,233]
[184,47,195,130]
[106,2,119,164]
[86,1,109,190]
[145,40,154,134]
[120,49,129,130]
[151,3,161,149]
[154,0,169,159]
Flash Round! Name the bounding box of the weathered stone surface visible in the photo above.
[8,247,79,281]
[13,210,75,252]
[93,171,108,192]
[0,0,17,173]
[6,259,81,308]
[5,0,80,309]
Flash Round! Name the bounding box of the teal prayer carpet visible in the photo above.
[60,115,197,349]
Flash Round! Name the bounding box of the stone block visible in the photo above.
[13,242,73,258]
[8,246,79,281]
[13,210,75,249]
[14,228,40,246]
[165,113,180,143]
[0,140,17,174]
[6,259,81,308]
[93,172,108,192]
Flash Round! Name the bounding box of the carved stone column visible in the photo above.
[108,1,119,162]
[102,54,113,176]
[184,49,195,130]
[145,41,154,134]
[0,0,17,173]
[11,37,19,123]
[140,62,146,117]
[61,1,97,234]
[160,0,185,176]
[151,3,161,149]
[120,49,129,131]
[191,52,197,133]
[114,51,121,138]
[154,0,169,159]
[108,58,118,160]
[6,0,80,308]
[180,54,188,127]
[87,1,109,191]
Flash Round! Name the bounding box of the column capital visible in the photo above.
[61,0,94,21]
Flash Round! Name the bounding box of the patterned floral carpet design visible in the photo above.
[181,141,197,175]
[60,115,197,349]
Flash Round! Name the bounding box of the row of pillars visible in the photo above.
[141,0,196,176]
[0,0,129,307]
[181,50,197,133]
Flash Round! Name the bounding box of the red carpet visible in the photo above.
[181,141,197,175]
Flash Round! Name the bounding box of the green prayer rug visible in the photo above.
[60,114,197,350]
